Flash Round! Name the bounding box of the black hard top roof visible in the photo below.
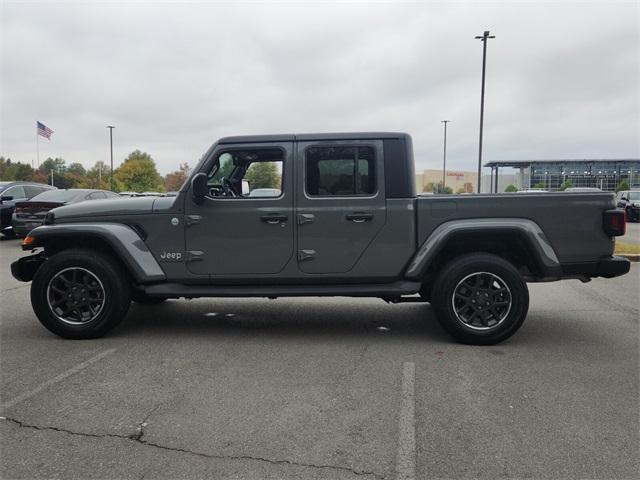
[218,132,410,144]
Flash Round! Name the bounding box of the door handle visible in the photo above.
[346,212,373,223]
[261,214,287,224]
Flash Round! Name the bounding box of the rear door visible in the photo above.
[295,140,386,274]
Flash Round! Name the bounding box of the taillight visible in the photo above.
[603,209,626,236]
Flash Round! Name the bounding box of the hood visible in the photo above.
[52,196,158,221]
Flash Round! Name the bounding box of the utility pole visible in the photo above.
[441,120,450,192]
[50,169,54,186]
[475,30,495,194]
[107,125,115,191]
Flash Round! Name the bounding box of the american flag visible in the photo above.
[37,121,54,139]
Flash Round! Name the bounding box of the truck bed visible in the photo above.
[415,192,616,264]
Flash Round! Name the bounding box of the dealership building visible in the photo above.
[483,158,640,192]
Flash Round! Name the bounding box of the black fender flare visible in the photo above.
[404,218,562,280]
[16,223,166,283]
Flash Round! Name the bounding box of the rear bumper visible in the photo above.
[11,215,43,237]
[561,256,631,279]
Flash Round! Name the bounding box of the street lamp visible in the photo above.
[107,125,115,191]
[441,120,450,192]
[475,30,495,194]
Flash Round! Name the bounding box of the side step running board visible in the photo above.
[143,281,421,299]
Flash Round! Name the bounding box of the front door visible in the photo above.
[295,140,386,274]
[185,142,294,276]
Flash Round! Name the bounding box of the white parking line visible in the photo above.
[1,348,116,411]
[397,361,416,480]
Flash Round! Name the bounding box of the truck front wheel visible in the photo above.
[431,253,529,345]
[31,249,131,339]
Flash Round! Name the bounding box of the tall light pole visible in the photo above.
[441,120,450,192]
[475,30,495,194]
[107,125,115,191]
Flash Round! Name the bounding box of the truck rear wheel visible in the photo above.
[31,249,131,339]
[431,253,529,345]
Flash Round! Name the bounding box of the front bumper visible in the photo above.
[562,255,631,279]
[11,252,46,282]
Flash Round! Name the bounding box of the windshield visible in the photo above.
[628,192,640,200]
[30,190,84,203]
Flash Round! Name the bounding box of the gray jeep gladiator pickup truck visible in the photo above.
[11,132,630,344]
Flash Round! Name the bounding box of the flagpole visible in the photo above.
[36,126,40,168]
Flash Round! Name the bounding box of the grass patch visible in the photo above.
[615,242,640,254]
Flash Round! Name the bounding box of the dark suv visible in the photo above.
[0,182,57,237]
[616,190,640,222]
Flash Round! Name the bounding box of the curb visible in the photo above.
[618,254,640,262]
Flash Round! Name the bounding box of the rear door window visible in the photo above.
[3,185,26,200]
[24,186,47,198]
[305,146,376,196]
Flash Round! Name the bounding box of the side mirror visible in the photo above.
[1,195,14,202]
[191,173,208,204]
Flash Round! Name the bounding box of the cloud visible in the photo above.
[1,1,638,174]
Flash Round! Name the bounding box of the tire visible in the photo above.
[431,253,529,345]
[31,249,131,339]
[131,290,166,305]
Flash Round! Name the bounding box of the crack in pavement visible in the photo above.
[1,416,385,479]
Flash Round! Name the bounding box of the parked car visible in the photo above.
[564,187,602,192]
[12,189,119,236]
[516,188,549,193]
[11,132,630,344]
[118,191,141,197]
[0,181,56,237]
[616,190,640,222]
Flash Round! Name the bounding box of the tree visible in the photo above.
[0,157,35,181]
[423,182,452,194]
[78,161,111,190]
[39,157,66,175]
[164,163,190,192]
[66,163,86,176]
[38,158,56,175]
[504,184,518,192]
[558,180,573,191]
[114,150,164,192]
[616,180,630,192]
[423,183,435,193]
[12,163,34,181]
[246,162,279,189]
[124,150,153,163]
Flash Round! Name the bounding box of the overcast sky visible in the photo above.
[1,1,638,175]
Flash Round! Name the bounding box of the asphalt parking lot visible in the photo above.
[1,238,638,479]
[620,220,640,245]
